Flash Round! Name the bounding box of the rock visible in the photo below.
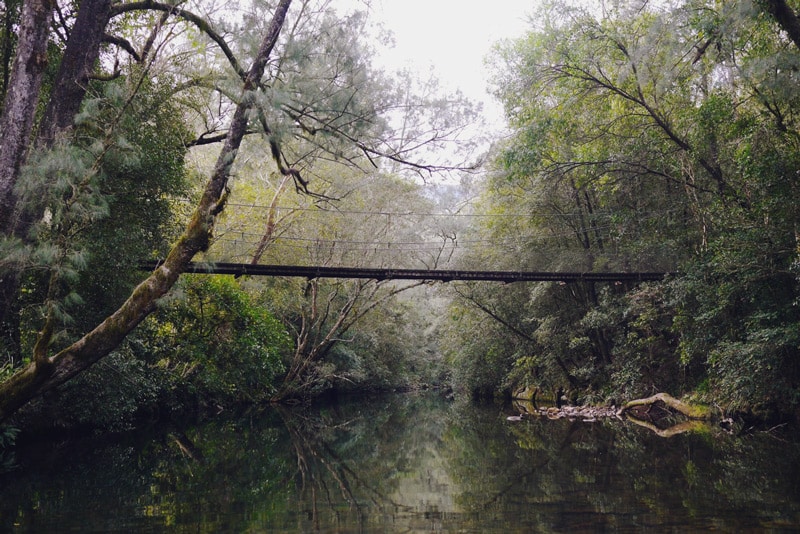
[529,404,618,422]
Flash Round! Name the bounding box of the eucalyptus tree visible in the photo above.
[0,0,477,422]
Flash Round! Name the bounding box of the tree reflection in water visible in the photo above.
[0,392,799,532]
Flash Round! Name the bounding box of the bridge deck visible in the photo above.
[139,261,671,283]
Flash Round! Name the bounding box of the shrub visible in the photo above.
[138,275,290,405]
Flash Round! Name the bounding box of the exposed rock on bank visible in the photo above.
[507,404,619,423]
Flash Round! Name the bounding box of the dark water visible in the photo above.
[1,392,799,533]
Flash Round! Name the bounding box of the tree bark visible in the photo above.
[0,0,295,423]
[761,0,800,52]
[0,0,55,365]
[1,0,113,361]
[37,0,113,148]
[1,0,19,98]
[0,0,54,235]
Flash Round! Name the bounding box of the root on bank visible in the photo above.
[617,392,712,420]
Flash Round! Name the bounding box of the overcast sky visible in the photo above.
[341,1,535,131]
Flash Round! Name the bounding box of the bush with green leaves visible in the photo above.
[138,275,290,405]
[11,274,291,431]
[442,288,522,399]
[13,349,166,433]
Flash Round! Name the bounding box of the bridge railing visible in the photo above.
[138,261,673,283]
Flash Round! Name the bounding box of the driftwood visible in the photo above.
[618,392,712,420]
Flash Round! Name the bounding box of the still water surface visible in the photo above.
[1,392,799,532]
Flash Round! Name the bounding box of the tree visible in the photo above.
[446,0,800,411]
[222,171,454,398]
[138,274,290,403]
[0,0,52,234]
[0,0,478,422]
[0,0,293,421]
[0,0,54,358]
[761,0,800,50]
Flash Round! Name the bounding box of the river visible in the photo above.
[1,392,799,532]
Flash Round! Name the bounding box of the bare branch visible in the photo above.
[110,0,247,80]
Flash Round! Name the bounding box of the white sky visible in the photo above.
[343,1,535,131]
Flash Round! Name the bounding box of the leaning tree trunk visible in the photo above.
[0,0,295,423]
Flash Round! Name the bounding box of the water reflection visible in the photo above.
[1,392,799,532]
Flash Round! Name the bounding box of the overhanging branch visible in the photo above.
[110,0,247,80]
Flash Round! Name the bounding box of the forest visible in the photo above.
[0,0,799,439]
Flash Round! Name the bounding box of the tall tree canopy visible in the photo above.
[444,0,800,413]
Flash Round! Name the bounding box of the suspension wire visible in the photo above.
[209,209,679,251]
[170,197,683,220]
[219,200,684,219]
[168,199,685,267]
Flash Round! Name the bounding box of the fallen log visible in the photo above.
[618,392,712,420]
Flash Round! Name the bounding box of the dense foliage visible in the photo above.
[444,0,800,417]
[0,0,470,431]
[137,275,290,403]
[2,0,800,435]
[215,168,454,399]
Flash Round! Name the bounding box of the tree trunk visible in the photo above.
[0,0,295,423]
[37,0,113,148]
[0,0,53,235]
[250,173,293,265]
[762,0,800,51]
[0,0,54,365]
[1,0,113,362]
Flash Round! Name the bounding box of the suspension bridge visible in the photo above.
[139,202,679,283]
[138,261,672,283]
